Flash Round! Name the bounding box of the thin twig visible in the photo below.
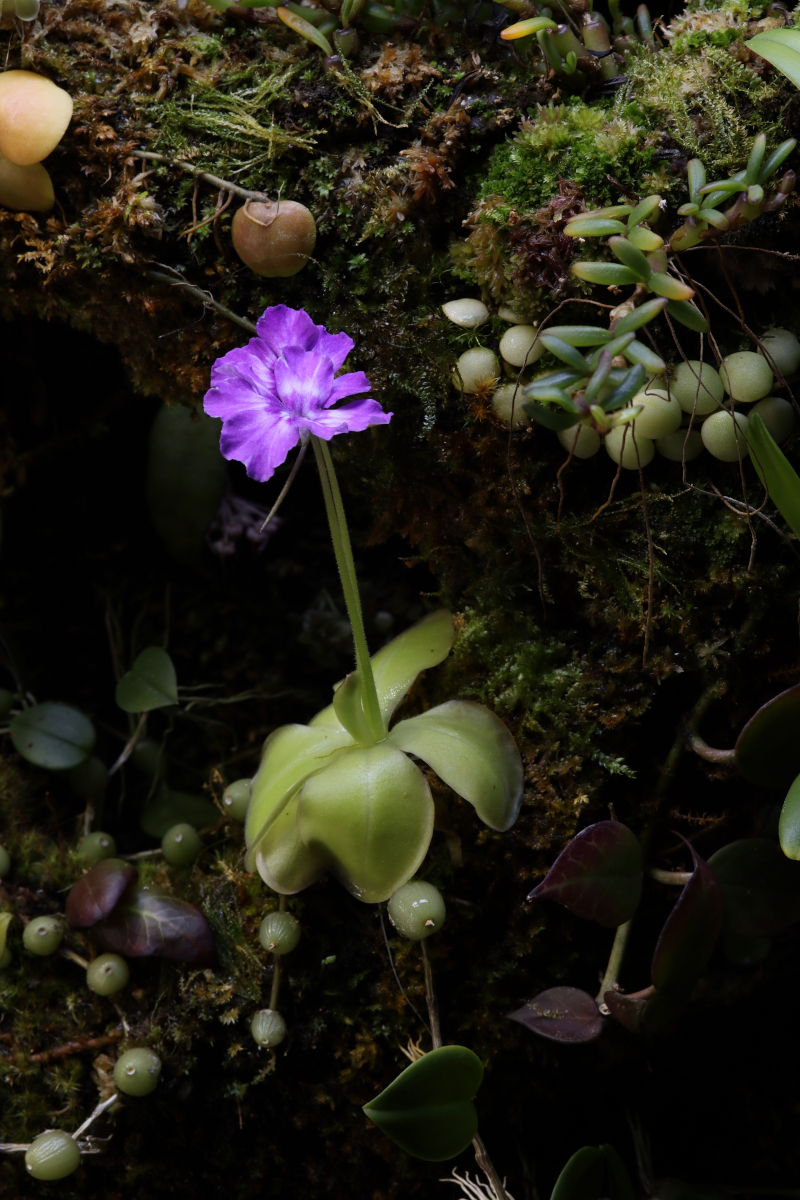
[108,712,148,777]
[420,940,441,1049]
[260,440,309,531]
[144,269,258,335]
[136,150,270,203]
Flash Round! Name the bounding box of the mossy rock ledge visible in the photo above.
[2,0,800,1195]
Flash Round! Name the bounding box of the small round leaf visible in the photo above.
[10,702,96,770]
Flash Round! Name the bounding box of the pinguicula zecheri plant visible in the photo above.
[203,305,524,904]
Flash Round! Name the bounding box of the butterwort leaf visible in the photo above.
[115,647,178,713]
[507,987,603,1044]
[65,859,138,929]
[363,1045,483,1162]
[93,882,216,966]
[387,700,524,832]
[708,838,800,937]
[779,772,800,859]
[528,821,643,928]
[735,681,800,789]
[651,839,722,995]
[551,1144,635,1200]
[297,744,433,904]
[10,703,96,771]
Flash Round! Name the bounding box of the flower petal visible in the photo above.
[275,346,336,416]
[315,329,354,373]
[306,398,392,438]
[256,305,321,356]
[219,406,300,482]
[325,370,373,408]
[211,338,278,394]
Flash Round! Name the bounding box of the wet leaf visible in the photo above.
[651,841,722,995]
[551,1144,635,1200]
[141,784,219,840]
[10,703,96,771]
[528,821,643,928]
[735,681,800,788]
[708,838,800,937]
[65,859,138,929]
[363,1045,483,1162]
[387,700,524,833]
[507,987,603,1044]
[93,882,216,966]
[115,647,178,713]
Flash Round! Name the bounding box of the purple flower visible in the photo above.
[204,305,392,482]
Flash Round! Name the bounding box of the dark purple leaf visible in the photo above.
[528,821,643,928]
[93,882,216,967]
[708,838,800,939]
[603,990,649,1034]
[65,859,138,929]
[507,987,603,1044]
[651,839,722,995]
[736,683,800,788]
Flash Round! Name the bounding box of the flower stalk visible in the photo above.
[311,435,384,743]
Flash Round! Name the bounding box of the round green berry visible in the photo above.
[630,389,682,440]
[222,779,251,823]
[251,1008,287,1048]
[701,410,749,462]
[77,831,117,864]
[0,844,10,878]
[114,1047,162,1096]
[86,952,129,996]
[751,395,794,444]
[161,823,203,866]
[557,423,600,459]
[670,361,723,415]
[25,1130,81,1181]
[720,351,773,404]
[655,430,704,462]
[758,327,800,378]
[605,426,654,470]
[259,911,301,955]
[23,916,64,957]
[388,881,446,941]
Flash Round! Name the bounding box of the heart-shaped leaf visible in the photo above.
[65,859,138,929]
[10,703,96,770]
[507,987,603,1044]
[551,1144,635,1200]
[93,882,216,966]
[245,723,354,868]
[735,682,800,789]
[528,821,643,928]
[708,838,800,937]
[115,647,178,713]
[651,841,722,995]
[297,744,434,904]
[140,784,219,839]
[363,1045,483,1162]
[388,700,524,833]
[779,772,800,859]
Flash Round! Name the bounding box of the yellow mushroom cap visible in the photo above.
[0,71,73,166]
[0,152,54,211]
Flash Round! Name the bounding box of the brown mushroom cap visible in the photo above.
[0,71,73,166]
[0,153,54,211]
[231,200,316,278]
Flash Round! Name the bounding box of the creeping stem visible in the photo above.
[311,435,384,742]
